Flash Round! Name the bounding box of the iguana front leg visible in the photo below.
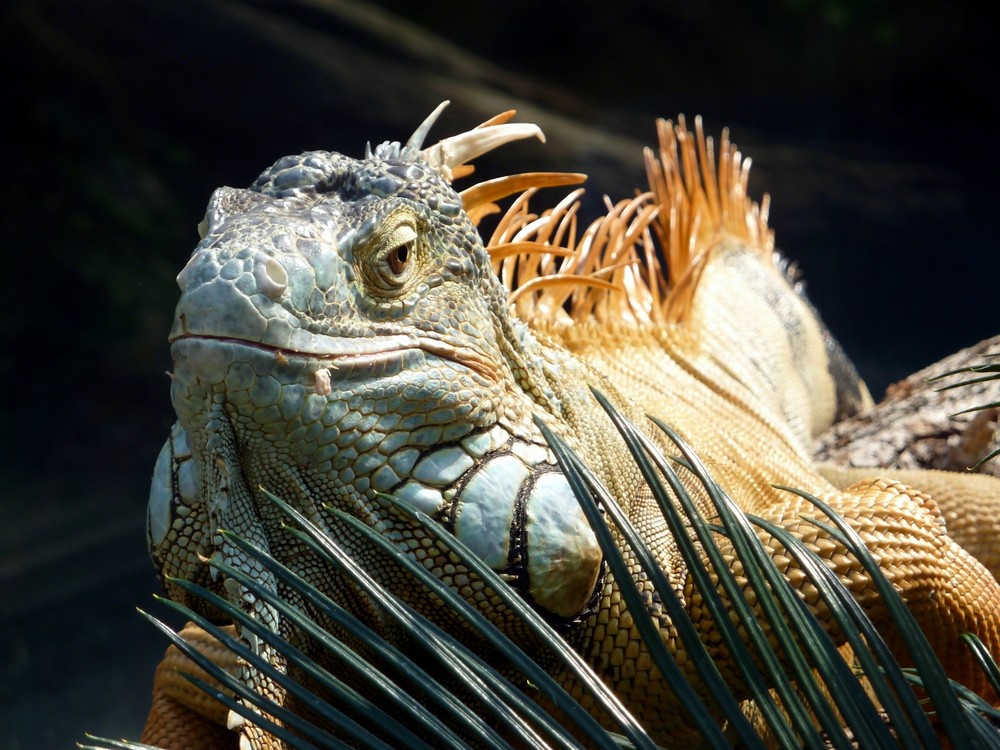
[818,465,1000,580]
[757,475,1000,701]
[814,334,1000,579]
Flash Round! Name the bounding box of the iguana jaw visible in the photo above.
[167,332,604,622]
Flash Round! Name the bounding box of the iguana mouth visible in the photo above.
[170,332,499,383]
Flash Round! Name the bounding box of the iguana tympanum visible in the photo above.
[141,103,1000,748]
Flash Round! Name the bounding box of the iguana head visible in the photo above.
[149,105,603,628]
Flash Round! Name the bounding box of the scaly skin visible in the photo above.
[142,108,1000,747]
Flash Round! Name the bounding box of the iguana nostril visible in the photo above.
[175,250,202,291]
[256,256,288,299]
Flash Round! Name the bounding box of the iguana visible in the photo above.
[140,103,1000,748]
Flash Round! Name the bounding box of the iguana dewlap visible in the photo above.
[142,105,1000,748]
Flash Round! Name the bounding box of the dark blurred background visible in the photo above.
[1,1,996,746]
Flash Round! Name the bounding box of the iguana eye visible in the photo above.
[376,221,418,286]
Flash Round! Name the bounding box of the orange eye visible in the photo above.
[373,219,418,289]
[388,242,411,275]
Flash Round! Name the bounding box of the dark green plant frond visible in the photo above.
[929,355,1000,395]
[580,391,993,748]
[79,738,164,750]
[929,352,1000,468]
[85,395,1000,749]
[964,634,1000,700]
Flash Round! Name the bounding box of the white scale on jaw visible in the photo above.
[314,368,332,396]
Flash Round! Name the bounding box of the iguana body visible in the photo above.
[142,107,1000,748]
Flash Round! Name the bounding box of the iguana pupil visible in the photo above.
[388,242,409,274]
